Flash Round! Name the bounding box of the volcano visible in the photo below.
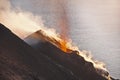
[0,23,77,80]
[24,30,113,80]
[0,23,118,80]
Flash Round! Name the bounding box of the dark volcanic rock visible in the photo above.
[0,23,78,80]
[24,32,111,80]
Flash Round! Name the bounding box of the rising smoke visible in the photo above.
[0,0,70,39]
[0,0,44,38]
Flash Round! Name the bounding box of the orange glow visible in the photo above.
[60,40,67,52]
[31,29,112,80]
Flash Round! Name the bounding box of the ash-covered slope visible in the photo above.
[24,31,117,80]
[0,23,78,80]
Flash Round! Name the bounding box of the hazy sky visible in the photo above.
[8,0,120,39]
[0,0,119,36]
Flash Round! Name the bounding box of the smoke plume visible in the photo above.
[0,0,44,38]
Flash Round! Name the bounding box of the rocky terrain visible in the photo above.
[0,23,118,80]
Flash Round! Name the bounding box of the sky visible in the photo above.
[1,0,120,38]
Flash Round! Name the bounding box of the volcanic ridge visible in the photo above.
[0,23,119,80]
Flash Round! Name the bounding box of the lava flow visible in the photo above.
[31,28,112,80]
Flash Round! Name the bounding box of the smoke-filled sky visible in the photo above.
[0,0,120,38]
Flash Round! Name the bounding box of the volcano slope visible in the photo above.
[0,23,78,80]
[24,31,117,80]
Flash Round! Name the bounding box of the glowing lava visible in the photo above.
[30,29,112,80]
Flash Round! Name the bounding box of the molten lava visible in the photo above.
[59,40,67,52]
[30,29,112,80]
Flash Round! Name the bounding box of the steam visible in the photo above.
[59,9,69,41]
[0,0,44,38]
[58,0,69,41]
